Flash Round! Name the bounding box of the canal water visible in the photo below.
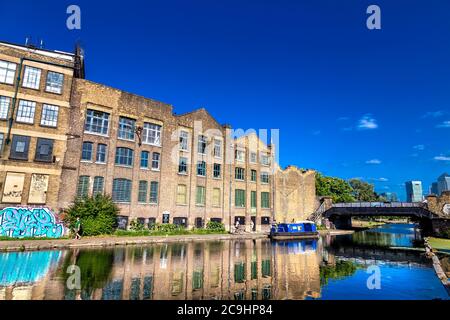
[0,223,448,300]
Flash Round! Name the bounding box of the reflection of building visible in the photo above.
[405,181,423,202]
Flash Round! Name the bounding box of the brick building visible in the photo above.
[0,41,84,209]
[0,41,316,231]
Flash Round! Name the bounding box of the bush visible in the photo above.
[129,219,146,231]
[64,194,119,236]
[206,221,225,232]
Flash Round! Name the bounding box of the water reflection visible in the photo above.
[0,224,448,300]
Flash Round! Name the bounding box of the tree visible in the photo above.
[64,194,119,236]
[348,179,380,201]
[316,173,355,203]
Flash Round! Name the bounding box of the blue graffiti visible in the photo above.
[0,207,65,238]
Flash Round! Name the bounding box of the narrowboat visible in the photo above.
[269,221,319,240]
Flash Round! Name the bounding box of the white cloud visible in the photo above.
[422,111,445,118]
[366,159,381,165]
[413,144,425,151]
[357,115,378,130]
[369,177,389,182]
[434,155,450,161]
[436,121,450,128]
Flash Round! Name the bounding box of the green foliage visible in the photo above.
[62,249,114,297]
[205,221,226,232]
[64,194,119,236]
[320,260,359,285]
[316,172,355,203]
[129,219,146,231]
[348,179,383,202]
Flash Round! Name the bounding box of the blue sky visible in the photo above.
[1,0,449,200]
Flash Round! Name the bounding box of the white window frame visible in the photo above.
[16,100,36,124]
[0,133,4,155]
[235,149,245,162]
[40,104,59,127]
[0,60,17,84]
[260,153,270,166]
[45,71,64,94]
[142,122,162,146]
[213,139,222,158]
[151,152,161,170]
[0,96,11,120]
[179,130,189,151]
[261,172,270,184]
[84,109,110,136]
[198,135,207,155]
[250,152,257,163]
[22,66,41,89]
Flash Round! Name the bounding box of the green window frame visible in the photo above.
[251,191,257,208]
[261,192,270,209]
[196,186,206,205]
[77,176,90,198]
[92,176,104,196]
[138,181,148,203]
[235,189,246,207]
[150,181,159,204]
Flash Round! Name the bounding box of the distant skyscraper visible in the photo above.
[380,192,398,202]
[405,181,423,202]
[437,173,450,195]
[430,182,439,195]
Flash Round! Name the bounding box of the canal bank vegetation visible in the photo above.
[114,221,227,237]
[320,260,360,285]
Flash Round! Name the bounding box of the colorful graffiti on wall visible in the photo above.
[0,207,65,238]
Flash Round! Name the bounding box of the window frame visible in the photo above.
[179,130,189,151]
[151,152,160,170]
[177,184,188,205]
[96,144,107,164]
[34,138,54,163]
[84,109,110,136]
[138,180,148,203]
[140,150,149,169]
[16,100,36,124]
[9,135,30,160]
[142,122,162,146]
[93,176,105,196]
[149,181,159,204]
[0,60,17,85]
[261,192,270,209]
[213,139,222,158]
[45,71,64,94]
[112,178,132,203]
[197,135,207,155]
[196,186,206,206]
[235,167,245,181]
[81,141,94,161]
[213,163,221,178]
[178,156,188,174]
[40,104,59,127]
[118,116,136,141]
[115,147,134,167]
[197,160,206,177]
[235,189,246,208]
[260,172,270,184]
[22,66,42,90]
[77,176,90,198]
[0,96,11,120]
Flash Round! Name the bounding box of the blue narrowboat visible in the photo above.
[269,221,319,240]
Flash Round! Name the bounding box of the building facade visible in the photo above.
[405,181,423,203]
[437,173,450,196]
[0,41,316,232]
[0,42,83,209]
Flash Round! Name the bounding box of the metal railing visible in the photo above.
[332,202,425,208]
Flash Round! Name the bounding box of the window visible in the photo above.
[112,178,132,202]
[0,60,16,84]
[77,176,90,198]
[212,188,221,207]
[235,149,245,162]
[85,109,110,135]
[81,142,93,161]
[213,163,221,178]
[151,152,160,170]
[2,172,25,203]
[35,138,54,162]
[197,161,206,176]
[93,176,104,196]
[138,181,148,203]
[179,156,188,174]
[40,104,59,127]
[251,191,257,208]
[250,152,257,163]
[96,144,107,163]
[0,96,11,119]
[235,189,246,207]
[179,130,188,151]
[140,151,149,168]
[150,181,159,204]
[22,66,41,89]
[0,133,3,155]
[261,153,270,166]
[198,135,207,154]
[196,186,206,205]
[118,117,135,140]
[251,170,257,182]
[115,147,134,166]
[261,192,270,209]
[213,139,222,158]
[261,172,270,184]
[28,174,49,204]
[16,100,36,123]
[45,71,64,94]
[235,167,245,181]
[10,135,30,160]
[143,122,162,145]
[177,184,187,205]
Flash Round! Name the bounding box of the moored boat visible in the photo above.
[269,221,319,240]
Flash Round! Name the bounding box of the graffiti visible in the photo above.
[0,207,65,238]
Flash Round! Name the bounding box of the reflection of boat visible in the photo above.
[270,221,319,240]
[275,239,318,254]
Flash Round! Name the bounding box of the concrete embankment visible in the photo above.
[424,237,450,294]
[0,233,269,252]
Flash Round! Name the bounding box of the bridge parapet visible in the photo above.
[333,202,425,208]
